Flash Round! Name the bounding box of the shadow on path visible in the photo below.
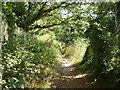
[53,57,97,88]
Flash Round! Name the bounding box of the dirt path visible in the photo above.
[53,56,96,88]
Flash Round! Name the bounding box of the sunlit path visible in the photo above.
[53,56,96,88]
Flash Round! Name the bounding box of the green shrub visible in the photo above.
[2,34,59,88]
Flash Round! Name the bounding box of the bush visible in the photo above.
[2,34,59,88]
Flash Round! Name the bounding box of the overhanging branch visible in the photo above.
[43,2,66,13]
[26,2,47,27]
[25,2,76,32]
[29,15,74,30]
[29,22,63,30]
[26,2,66,27]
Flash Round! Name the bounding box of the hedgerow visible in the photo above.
[2,34,59,88]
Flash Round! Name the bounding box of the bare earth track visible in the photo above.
[53,56,97,88]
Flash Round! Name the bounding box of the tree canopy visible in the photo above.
[1,1,120,88]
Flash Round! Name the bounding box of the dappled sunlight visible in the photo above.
[63,63,72,67]
[61,58,74,67]
[2,1,119,88]
[61,73,87,79]
[53,56,93,88]
[74,74,87,79]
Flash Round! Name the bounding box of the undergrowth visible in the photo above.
[2,32,62,88]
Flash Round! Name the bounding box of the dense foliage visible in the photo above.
[79,2,120,87]
[2,33,60,88]
[1,1,120,88]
